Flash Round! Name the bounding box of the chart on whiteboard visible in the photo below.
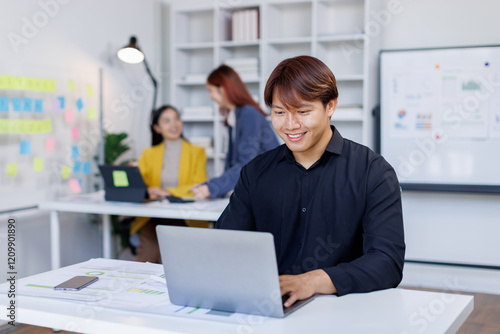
[388,68,500,139]
[380,46,500,190]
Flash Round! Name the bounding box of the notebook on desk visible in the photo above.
[98,165,147,203]
[156,225,314,318]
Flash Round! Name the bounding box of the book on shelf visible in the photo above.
[231,8,259,42]
[189,137,213,156]
[183,74,208,83]
[224,57,258,68]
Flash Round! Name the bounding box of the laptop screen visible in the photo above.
[98,165,147,202]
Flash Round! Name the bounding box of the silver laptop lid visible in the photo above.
[156,225,286,317]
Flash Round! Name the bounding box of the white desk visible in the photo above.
[0,259,473,334]
[38,191,229,269]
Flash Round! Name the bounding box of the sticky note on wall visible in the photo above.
[82,161,91,175]
[69,178,82,194]
[65,109,74,123]
[86,85,94,96]
[6,163,17,176]
[76,98,83,111]
[71,126,79,141]
[34,99,43,113]
[71,145,79,159]
[73,160,81,173]
[61,165,71,179]
[68,79,75,92]
[112,170,129,187]
[33,157,44,172]
[0,97,9,112]
[45,137,55,152]
[12,98,22,112]
[57,96,65,110]
[23,98,33,112]
[20,140,32,155]
[87,107,97,119]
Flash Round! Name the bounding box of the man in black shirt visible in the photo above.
[216,56,405,307]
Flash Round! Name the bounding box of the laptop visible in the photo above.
[156,225,315,318]
[98,165,147,203]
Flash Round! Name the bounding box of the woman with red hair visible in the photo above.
[191,65,279,199]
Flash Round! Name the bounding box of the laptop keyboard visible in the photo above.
[282,294,290,305]
[282,294,315,315]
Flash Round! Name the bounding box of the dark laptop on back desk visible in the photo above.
[98,165,147,203]
[98,165,194,203]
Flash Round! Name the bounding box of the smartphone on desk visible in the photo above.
[54,276,99,291]
[165,195,194,203]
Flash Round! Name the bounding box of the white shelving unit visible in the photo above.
[170,0,370,178]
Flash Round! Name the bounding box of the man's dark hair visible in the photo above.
[264,55,339,109]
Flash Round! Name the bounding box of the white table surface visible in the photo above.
[38,191,229,269]
[0,280,473,334]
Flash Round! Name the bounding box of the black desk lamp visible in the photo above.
[117,36,158,145]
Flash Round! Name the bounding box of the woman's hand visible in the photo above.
[147,187,170,200]
[191,183,211,200]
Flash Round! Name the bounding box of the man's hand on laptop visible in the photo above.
[147,187,170,200]
[279,269,337,307]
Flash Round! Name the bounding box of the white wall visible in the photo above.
[374,0,500,292]
[2,0,499,294]
[0,0,161,276]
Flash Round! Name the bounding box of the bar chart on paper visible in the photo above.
[0,258,268,324]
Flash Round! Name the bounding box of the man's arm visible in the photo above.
[281,156,405,302]
[323,157,405,296]
[215,165,256,231]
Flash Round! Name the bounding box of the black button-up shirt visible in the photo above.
[216,126,405,296]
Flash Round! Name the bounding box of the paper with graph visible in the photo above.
[0,258,266,324]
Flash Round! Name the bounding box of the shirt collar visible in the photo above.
[326,125,344,155]
[279,125,344,163]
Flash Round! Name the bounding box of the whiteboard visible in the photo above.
[0,66,101,212]
[380,46,500,193]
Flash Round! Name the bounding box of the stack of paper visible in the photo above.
[224,57,259,80]
[182,73,208,83]
[182,106,214,118]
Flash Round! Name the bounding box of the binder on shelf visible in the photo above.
[231,8,259,42]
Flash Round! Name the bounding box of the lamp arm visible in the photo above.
[142,56,160,146]
[142,56,158,116]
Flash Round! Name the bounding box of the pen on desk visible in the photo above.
[149,275,166,285]
[193,182,208,189]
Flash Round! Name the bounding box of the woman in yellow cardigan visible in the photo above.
[131,105,207,262]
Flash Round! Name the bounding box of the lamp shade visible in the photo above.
[117,36,144,64]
